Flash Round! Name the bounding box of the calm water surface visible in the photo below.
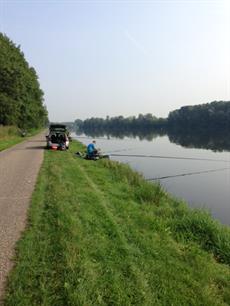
[73,133,230,225]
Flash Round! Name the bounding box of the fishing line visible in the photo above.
[110,154,230,163]
[73,136,109,140]
[146,167,230,181]
[104,147,138,154]
[73,136,139,154]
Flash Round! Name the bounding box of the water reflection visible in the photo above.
[73,130,230,224]
[77,128,230,152]
[167,129,230,152]
[77,128,166,141]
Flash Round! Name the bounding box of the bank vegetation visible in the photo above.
[5,141,230,305]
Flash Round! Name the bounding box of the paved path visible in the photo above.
[0,132,45,302]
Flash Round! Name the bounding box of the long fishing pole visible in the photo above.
[146,167,230,181]
[110,153,230,163]
[104,147,137,154]
[73,136,109,140]
[73,137,230,163]
[74,138,138,154]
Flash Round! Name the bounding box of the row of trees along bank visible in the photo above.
[168,101,230,130]
[0,33,48,129]
[74,114,167,133]
[75,101,230,133]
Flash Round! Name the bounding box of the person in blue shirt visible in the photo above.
[87,140,98,159]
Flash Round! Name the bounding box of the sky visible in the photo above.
[0,0,230,122]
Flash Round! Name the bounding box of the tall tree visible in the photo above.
[0,33,48,128]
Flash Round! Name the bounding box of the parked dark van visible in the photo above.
[46,124,70,150]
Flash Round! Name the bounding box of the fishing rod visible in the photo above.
[110,153,230,163]
[73,136,138,154]
[146,167,230,181]
[75,138,139,154]
[73,136,109,140]
[104,147,138,154]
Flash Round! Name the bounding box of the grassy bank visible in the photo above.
[0,126,44,151]
[5,141,230,305]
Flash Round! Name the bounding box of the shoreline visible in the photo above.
[4,140,230,305]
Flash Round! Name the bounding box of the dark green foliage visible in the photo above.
[75,101,230,138]
[168,101,230,131]
[0,33,48,128]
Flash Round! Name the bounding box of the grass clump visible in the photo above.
[0,126,21,151]
[4,140,230,306]
[0,126,19,137]
[170,209,230,265]
[102,159,165,204]
[0,125,44,151]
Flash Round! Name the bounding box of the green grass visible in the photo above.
[4,141,230,305]
[0,126,22,151]
[0,126,45,151]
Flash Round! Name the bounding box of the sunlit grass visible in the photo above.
[0,126,22,151]
[4,141,230,305]
[0,126,44,151]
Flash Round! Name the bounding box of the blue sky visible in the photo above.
[1,0,229,121]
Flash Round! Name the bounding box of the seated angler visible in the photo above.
[87,140,98,159]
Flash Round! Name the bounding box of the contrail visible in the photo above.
[124,29,151,56]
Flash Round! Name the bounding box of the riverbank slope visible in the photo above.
[4,140,230,305]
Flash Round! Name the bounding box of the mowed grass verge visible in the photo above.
[0,126,44,151]
[4,141,230,306]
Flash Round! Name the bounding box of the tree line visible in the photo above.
[168,101,230,130]
[0,33,48,129]
[75,101,230,133]
[75,114,167,133]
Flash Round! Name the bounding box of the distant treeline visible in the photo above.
[0,33,48,129]
[168,101,230,130]
[75,114,167,133]
[75,101,230,133]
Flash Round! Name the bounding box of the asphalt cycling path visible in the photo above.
[0,132,46,302]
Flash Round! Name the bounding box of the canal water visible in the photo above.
[73,132,230,225]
